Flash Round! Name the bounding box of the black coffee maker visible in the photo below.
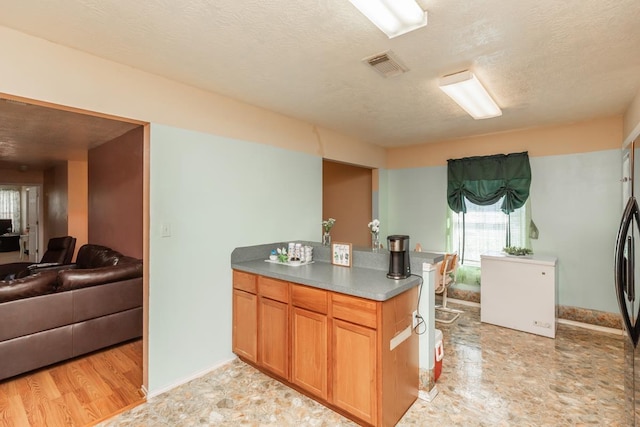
[387,235,411,279]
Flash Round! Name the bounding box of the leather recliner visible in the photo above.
[40,236,77,264]
[0,236,76,280]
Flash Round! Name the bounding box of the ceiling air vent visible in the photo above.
[363,51,408,78]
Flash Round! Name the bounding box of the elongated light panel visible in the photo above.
[439,71,502,119]
[349,0,427,38]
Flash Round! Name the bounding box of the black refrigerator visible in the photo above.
[615,137,640,426]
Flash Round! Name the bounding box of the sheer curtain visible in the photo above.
[0,189,20,233]
[448,197,529,266]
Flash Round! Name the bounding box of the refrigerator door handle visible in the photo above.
[615,196,640,347]
[629,235,635,302]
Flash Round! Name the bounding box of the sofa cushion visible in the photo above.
[0,291,73,342]
[0,325,74,381]
[72,277,143,322]
[0,271,59,303]
[57,261,143,291]
[72,307,142,356]
[75,244,123,269]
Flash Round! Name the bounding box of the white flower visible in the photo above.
[322,218,336,232]
[368,219,380,235]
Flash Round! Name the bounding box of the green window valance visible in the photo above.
[447,151,531,214]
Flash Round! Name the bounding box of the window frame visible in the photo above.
[447,197,531,267]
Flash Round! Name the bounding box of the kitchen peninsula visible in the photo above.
[231,242,441,427]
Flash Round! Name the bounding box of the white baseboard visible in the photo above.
[447,297,480,308]
[418,387,438,402]
[147,356,236,399]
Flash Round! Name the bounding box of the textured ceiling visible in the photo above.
[0,0,639,157]
[0,100,140,170]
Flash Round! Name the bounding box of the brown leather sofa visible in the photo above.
[0,235,77,280]
[0,244,143,381]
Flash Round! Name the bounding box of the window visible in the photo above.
[447,196,529,266]
[0,189,20,233]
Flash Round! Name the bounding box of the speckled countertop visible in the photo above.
[231,241,443,301]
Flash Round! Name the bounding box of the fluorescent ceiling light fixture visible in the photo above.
[439,71,502,120]
[348,0,428,38]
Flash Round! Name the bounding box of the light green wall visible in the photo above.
[387,165,448,252]
[528,150,621,312]
[377,169,389,242]
[386,149,621,313]
[149,124,321,393]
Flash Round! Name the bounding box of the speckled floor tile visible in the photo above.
[100,304,626,426]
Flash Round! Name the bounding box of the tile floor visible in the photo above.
[100,303,626,426]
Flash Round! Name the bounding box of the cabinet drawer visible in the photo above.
[233,270,257,294]
[258,276,289,302]
[291,285,328,314]
[332,293,377,329]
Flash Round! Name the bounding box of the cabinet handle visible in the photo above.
[541,272,546,275]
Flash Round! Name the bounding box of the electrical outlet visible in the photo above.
[412,310,419,328]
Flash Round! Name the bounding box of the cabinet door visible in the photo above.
[259,297,289,379]
[291,307,327,400]
[232,289,257,363]
[331,319,377,425]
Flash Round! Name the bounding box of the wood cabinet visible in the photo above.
[330,292,379,423]
[232,272,257,363]
[291,284,328,400]
[258,276,289,379]
[332,318,377,424]
[258,297,289,378]
[292,307,328,399]
[232,270,418,427]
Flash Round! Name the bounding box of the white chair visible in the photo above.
[19,234,28,260]
[435,253,463,324]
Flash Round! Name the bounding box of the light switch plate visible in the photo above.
[160,223,171,237]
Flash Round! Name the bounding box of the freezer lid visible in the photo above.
[480,251,557,266]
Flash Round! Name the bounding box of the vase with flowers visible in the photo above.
[322,218,336,246]
[368,219,381,252]
[276,247,289,263]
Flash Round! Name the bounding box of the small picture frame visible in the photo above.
[331,242,352,267]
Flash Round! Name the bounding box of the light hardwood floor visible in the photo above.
[0,251,23,264]
[0,339,144,427]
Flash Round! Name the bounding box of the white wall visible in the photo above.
[386,150,621,313]
[149,124,321,393]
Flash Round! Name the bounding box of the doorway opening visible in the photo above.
[0,93,149,424]
[322,159,375,247]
